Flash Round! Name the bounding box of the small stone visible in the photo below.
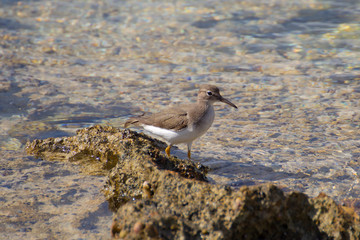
[142,181,153,199]
[133,221,144,234]
[119,230,127,238]
[233,197,243,210]
[110,221,122,238]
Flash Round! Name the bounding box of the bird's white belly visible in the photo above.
[143,107,215,145]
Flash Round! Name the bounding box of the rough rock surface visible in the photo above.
[26,125,360,239]
[26,125,208,209]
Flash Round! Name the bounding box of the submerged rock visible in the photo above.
[26,125,360,239]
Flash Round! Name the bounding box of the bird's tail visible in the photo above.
[124,118,139,128]
[124,113,145,128]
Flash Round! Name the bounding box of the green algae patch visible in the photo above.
[26,125,360,239]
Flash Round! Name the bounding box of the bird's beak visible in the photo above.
[220,96,238,109]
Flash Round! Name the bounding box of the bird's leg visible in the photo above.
[187,142,192,160]
[165,144,172,157]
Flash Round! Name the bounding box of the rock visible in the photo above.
[26,125,209,208]
[26,125,208,177]
[111,182,360,240]
[26,125,360,239]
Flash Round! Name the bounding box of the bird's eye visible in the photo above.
[207,91,213,96]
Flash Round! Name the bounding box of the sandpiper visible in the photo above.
[124,84,237,159]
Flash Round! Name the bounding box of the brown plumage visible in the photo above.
[124,106,189,130]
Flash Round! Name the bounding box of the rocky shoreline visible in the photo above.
[26,125,360,239]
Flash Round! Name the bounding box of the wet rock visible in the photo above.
[111,181,360,240]
[26,125,208,178]
[26,125,359,239]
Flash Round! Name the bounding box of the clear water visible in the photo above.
[1,0,359,238]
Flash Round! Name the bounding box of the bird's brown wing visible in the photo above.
[126,107,189,131]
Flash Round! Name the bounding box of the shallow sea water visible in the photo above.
[1,0,360,238]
